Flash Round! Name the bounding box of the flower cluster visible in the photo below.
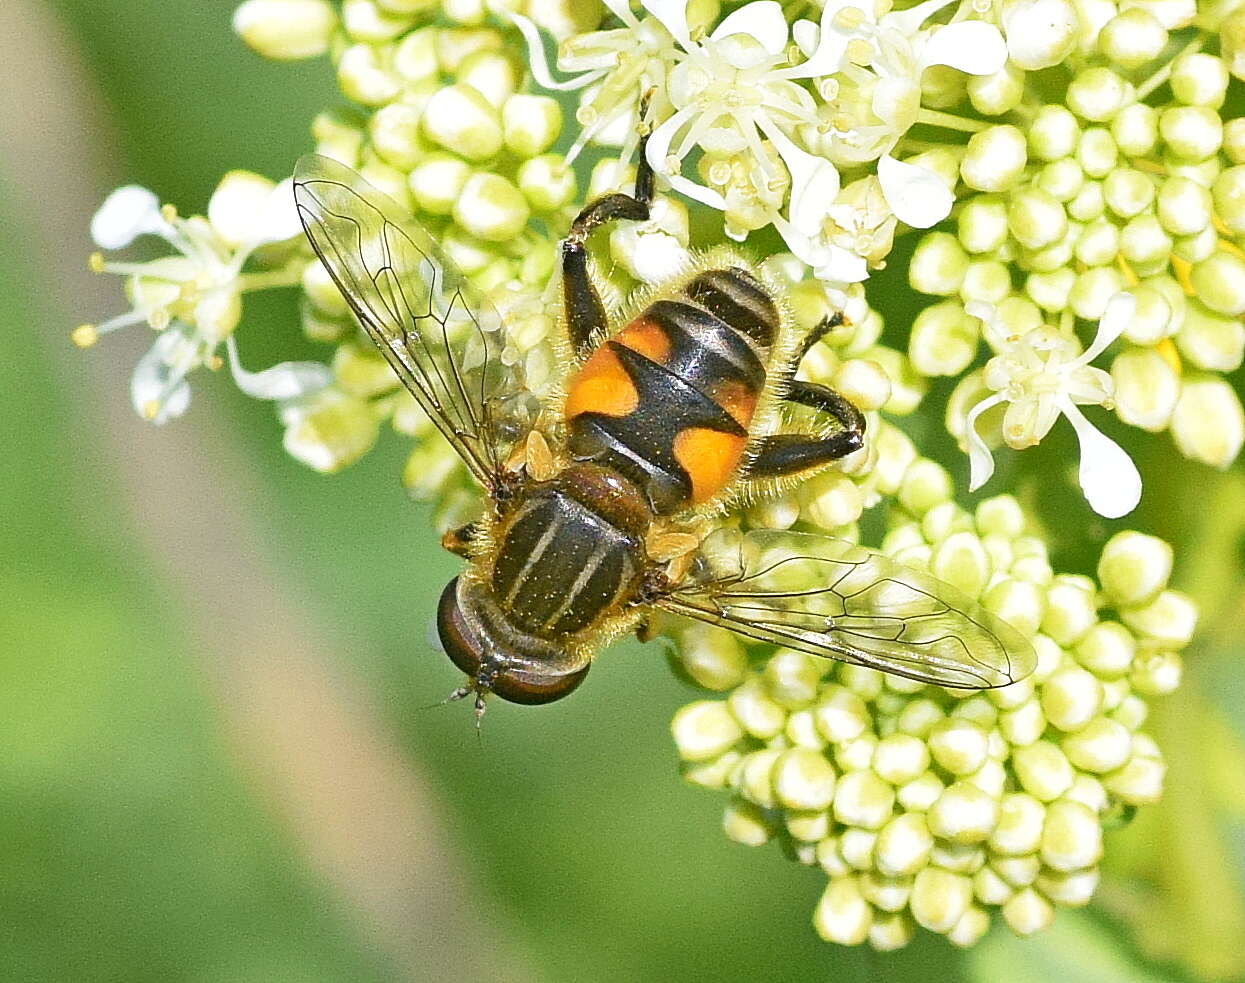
[671,489,1191,948]
[74,0,1229,954]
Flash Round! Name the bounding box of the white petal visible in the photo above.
[964,392,1006,491]
[782,0,854,78]
[226,336,333,400]
[250,178,305,246]
[91,185,169,249]
[883,0,956,37]
[917,21,1008,75]
[762,121,840,235]
[641,0,691,46]
[506,11,605,91]
[645,108,728,209]
[130,329,193,425]
[1061,399,1142,518]
[711,1,788,54]
[813,246,869,283]
[877,154,953,229]
[1079,291,1135,364]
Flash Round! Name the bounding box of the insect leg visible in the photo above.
[561,118,656,357]
[440,522,480,558]
[745,380,866,479]
[793,310,846,363]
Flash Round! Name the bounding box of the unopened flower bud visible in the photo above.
[336,43,401,106]
[423,84,504,161]
[672,701,743,761]
[961,126,1028,192]
[1190,251,1245,316]
[233,0,337,60]
[1067,67,1131,122]
[1112,347,1179,431]
[1159,106,1223,160]
[453,172,530,241]
[1098,8,1167,69]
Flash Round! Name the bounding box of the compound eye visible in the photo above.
[436,577,481,677]
[489,662,591,706]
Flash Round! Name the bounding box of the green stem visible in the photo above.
[916,108,991,133]
[238,266,304,292]
[1136,32,1205,100]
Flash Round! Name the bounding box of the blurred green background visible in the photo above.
[4,1,1244,981]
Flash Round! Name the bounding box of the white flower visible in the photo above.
[962,293,1142,519]
[81,172,323,423]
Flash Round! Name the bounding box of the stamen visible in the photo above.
[88,252,105,273]
[72,324,99,348]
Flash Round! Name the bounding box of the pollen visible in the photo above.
[72,324,99,348]
[88,252,106,273]
[846,39,874,67]
[142,399,161,420]
[834,6,867,30]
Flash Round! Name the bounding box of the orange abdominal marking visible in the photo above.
[673,427,748,504]
[614,316,672,364]
[710,379,758,428]
[565,345,640,419]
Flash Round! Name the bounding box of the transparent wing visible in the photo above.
[660,529,1035,689]
[292,154,539,488]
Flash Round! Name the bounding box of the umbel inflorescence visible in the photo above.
[76,0,1226,950]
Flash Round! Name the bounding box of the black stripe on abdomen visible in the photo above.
[684,268,781,349]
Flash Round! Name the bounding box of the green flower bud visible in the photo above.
[1003,0,1078,69]
[722,797,773,846]
[928,782,1000,844]
[1062,716,1133,772]
[672,700,743,760]
[336,43,401,106]
[968,64,1026,116]
[992,854,1041,889]
[1157,175,1213,236]
[1170,378,1240,470]
[928,718,990,776]
[872,733,930,786]
[867,347,927,415]
[909,301,977,377]
[930,531,991,599]
[983,578,1045,638]
[870,910,917,950]
[1025,268,1076,310]
[502,94,562,158]
[800,471,864,530]
[1119,214,1172,272]
[1224,119,1245,163]
[1029,105,1080,162]
[677,624,748,691]
[1068,266,1125,320]
[1013,740,1075,801]
[1075,621,1137,680]
[516,154,577,212]
[233,0,337,60]
[974,865,1014,905]
[786,808,831,842]
[738,748,781,808]
[1067,67,1131,122]
[1037,159,1085,202]
[999,698,1046,746]
[1098,8,1167,69]
[452,172,530,241]
[1009,188,1068,250]
[1177,301,1245,370]
[1066,179,1105,221]
[1020,221,1077,273]
[1111,103,1159,156]
[392,27,438,81]
[366,103,426,170]
[1074,218,1120,266]
[814,877,871,944]
[423,84,504,161]
[457,49,519,107]
[1122,589,1198,646]
[817,837,850,877]
[910,867,973,933]
[774,749,837,810]
[839,826,878,868]
[1041,667,1104,731]
[1041,577,1098,646]
[1103,167,1154,218]
[833,359,892,413]
[1190,251,1245,315]
[1098,531,1172,607]
[786,709,825,750]
[1129,649,1181,694]
[909,232,969,295]
[1171,52,1229,107]
[1077,128,1118,178]
[342,0,414,42]
[1212,166,1245,235]
[311,110,364,165]
[285,392,379,473]
[1002,887,1055,935]
[815,685,870,744]
[1037,867,1100,907]
[874,813,934,878]
[961,126,1028,192]
[1040,798,1103,871]
[990,792,1045,855]
[897,459,953,516]
[897,771,945,811]
[407,153,471,216]
[730,678,787,739]
[834,769,896,829]
[1159,106,1223,160]
[1172,223,1218,264]
[1104,749,1165,802]
[765,651,825,709]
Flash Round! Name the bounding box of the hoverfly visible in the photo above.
[292,132,1035,719]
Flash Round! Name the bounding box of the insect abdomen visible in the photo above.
[565,268,780,514]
